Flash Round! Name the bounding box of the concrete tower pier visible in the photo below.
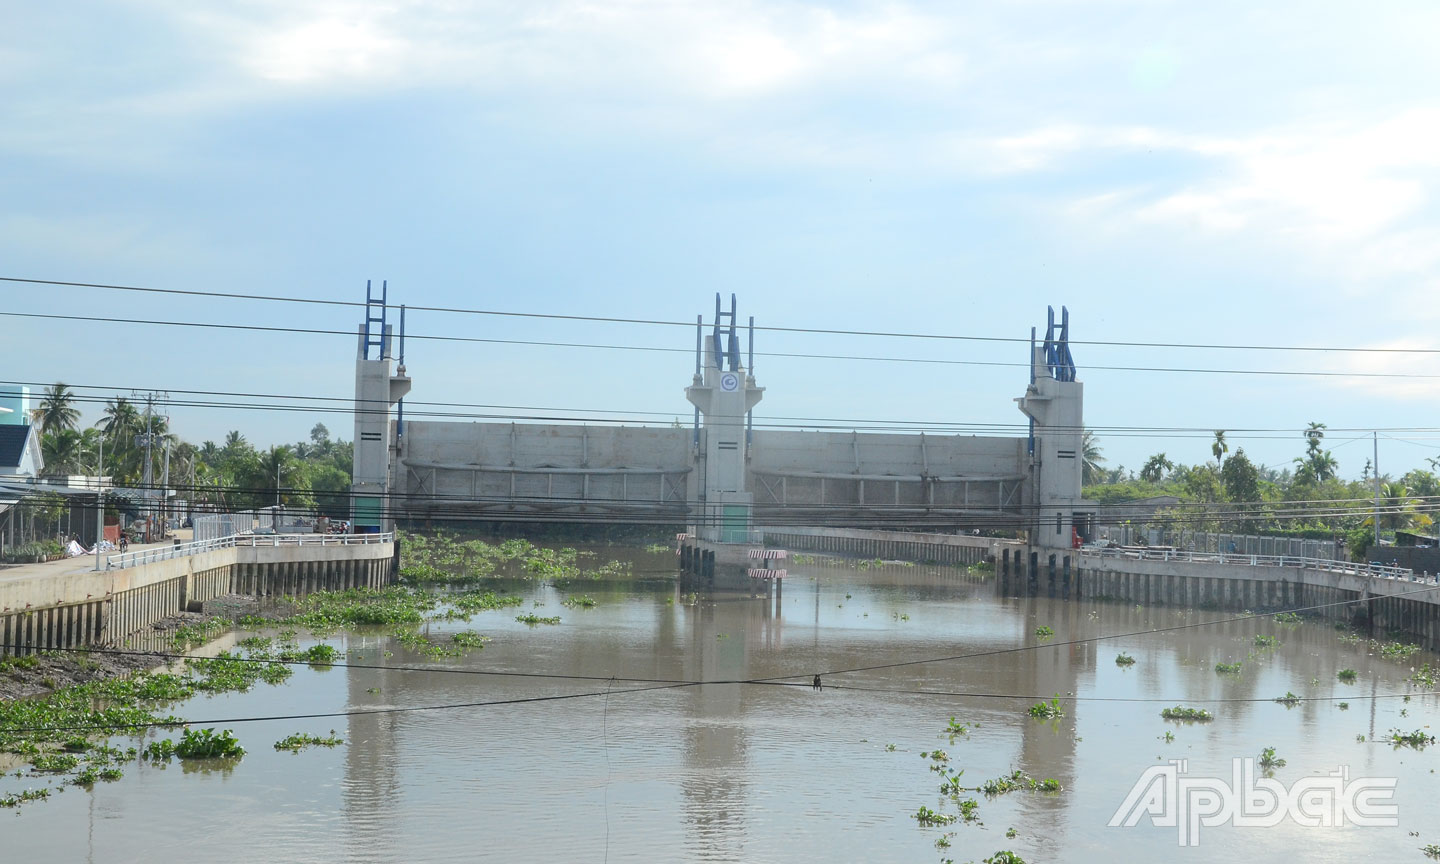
[351,282,411,533]
[1016,306,1090,550]
[686,294,764,544]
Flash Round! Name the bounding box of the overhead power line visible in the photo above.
[10,274,1440,355]
[13,378,1440,440]
[5,310,1440,382]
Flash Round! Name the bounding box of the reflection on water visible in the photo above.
[4,547,1439,863]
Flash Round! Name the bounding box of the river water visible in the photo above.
[4,545,1438,863]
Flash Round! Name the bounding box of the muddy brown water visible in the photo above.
[3,546,1437,863]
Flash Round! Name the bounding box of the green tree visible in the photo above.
[1211,430,1228,466]
[40,429,85,476]
[1082,431,1105,486]
[1140,453,1173,484]
[1362,482,1433,535]
[31,383,80,434]
[1221,448,1261,507]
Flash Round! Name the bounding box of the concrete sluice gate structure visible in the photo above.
[381,295,1092,551]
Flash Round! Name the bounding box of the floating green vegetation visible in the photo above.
[972,560,995,574]
[1161,731,1175,743]
[274,731,345,752]
[643,543,671,554]
[144,739,178,760]
[562,595,598,609]
[939,770,967,796]
[446,591,525,618]
[237,635,274,652]
[1160,706,1214,722]
[980,770,1062,796]
[236,614,270,630]
[1005,828,1018,839]
[450,631,488,649]
[1411,663,1437,688]
[289,587,432,631]
[1423,843,1440,860]
[1034,625,1055,639]
[1027,696,1065,720]
[944,717,970,738]
[912,804,957,826]
[29,752,79,773]
[278,644,339,666]
[0,789,50,807]
[1387,728,1436,749]
[885,743,897,752]
[1273,692,1302,707]
[1338,702,1350,710]
[0,635,333,803]
[171,617,231,649]
[1375,640,1421,661]
[1273,611,1302,624]
[515,614,561,626]
[1337,668,1358,683]
[1215,661,1243,674]
[1115,653,1136,666]
[584,560,633,580]
[983,852,1027,864]
[1253,634,1280,648]
[956,798,981,823]
[188,652,293,692]
[1257,746,1286,769]
[172,728,245,760]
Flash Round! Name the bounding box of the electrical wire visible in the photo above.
[11,274,1440,356]
[0,682,697,734]
[6,310,1440,381]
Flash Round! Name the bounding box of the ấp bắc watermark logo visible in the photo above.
[1108,758,1398,846]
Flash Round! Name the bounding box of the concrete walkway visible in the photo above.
[0,530,194,586]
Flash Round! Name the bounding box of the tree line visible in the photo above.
[28,383,353,515]
[1083,424,1434,557]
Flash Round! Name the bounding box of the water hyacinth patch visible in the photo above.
[1160,706,1214,722]
[1027,696,1065,720]
[274,731,345,752]
[515,614,561,626]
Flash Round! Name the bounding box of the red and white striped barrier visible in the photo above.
[676,533,693,540]
[748,568,787,579]
[747,549,788,560]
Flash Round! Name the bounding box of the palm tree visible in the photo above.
[1363,482,1432,535]
[1211,430,1228,466]
[1140,453,1173,484]
[1081,431,1105,486]
[31,383,81,434]
[100,397,140,440]
[40,429,85,476]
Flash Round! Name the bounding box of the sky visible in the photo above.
[6,0,1440,481]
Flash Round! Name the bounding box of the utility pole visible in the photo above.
[94,435,104,571]
[1373,431,1381,549]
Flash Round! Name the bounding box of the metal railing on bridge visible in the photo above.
[105,532,394,571]
[1082,546,1419,582]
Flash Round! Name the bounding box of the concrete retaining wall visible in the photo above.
[762,526,1019,567]
[0,542,395,656]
